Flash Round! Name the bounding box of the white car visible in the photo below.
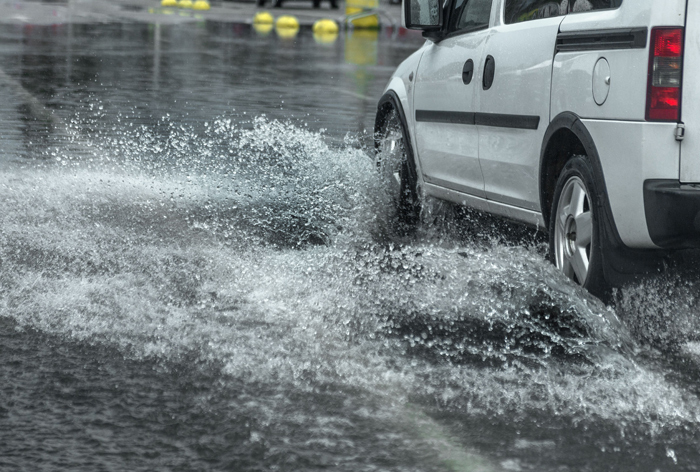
[375,0,696,298]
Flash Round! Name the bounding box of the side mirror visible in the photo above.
[403,0,443,31]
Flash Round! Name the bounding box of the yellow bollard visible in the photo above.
[313,18,339,35]
[313,31,339,44]
[275,15,299,29]
[275,15,300,39]
[161,0,178,6]
[253,11,274,24]
[253,22,275,36]
[178,0,193,8]
[192,0,210,9]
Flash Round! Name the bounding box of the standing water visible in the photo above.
[1,19,700,472]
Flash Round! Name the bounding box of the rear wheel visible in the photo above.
[375,108,421,226]
[550,156,610,298]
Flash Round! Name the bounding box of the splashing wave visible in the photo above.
[2,115,700,457]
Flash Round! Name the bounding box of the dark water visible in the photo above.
[1,19,700,472]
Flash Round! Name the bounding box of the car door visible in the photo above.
[412,0,494,198]
[475,0,566,212]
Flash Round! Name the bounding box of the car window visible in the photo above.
[504,0,622,25]
[448,0,492,33]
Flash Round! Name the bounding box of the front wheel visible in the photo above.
[375,107,421,227]
[549,156,610,298]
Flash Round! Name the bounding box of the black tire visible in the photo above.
[257,0,265,6]
[312,0,321,8]
[549,156,611,300]
[375,106,421,228]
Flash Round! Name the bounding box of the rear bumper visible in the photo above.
[644,180,700,248]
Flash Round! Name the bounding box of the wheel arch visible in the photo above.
[541,114,673,289]
[375,90,418,180]
[375,90,410,151]
[539,113,614,237]
[538,112,656,288]
[375,89,422,226]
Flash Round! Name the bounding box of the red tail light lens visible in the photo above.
[653,28,683,57]
[646,27,684,122]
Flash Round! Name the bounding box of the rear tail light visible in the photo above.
[646,27,684,122]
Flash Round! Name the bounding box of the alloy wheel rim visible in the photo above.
[554,176,593,285]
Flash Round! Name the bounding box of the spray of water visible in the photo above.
[2,112,700,468]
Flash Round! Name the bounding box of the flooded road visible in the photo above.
[1,17,700,472]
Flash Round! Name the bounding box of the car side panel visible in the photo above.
[551,2,686,248]
[581,119,680,248]
[553,2,684,123]
[551,49,649,122]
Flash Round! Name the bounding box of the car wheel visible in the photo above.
[549,156,610,298]
[376,108,421,227]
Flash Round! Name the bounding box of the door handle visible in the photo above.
[462,59,474,85]
[483,55,495,90]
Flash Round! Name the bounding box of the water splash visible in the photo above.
[2,112,700,469]
[615,274,700,351]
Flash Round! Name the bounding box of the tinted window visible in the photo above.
[448,0,492,33]
[504,0,622,24]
